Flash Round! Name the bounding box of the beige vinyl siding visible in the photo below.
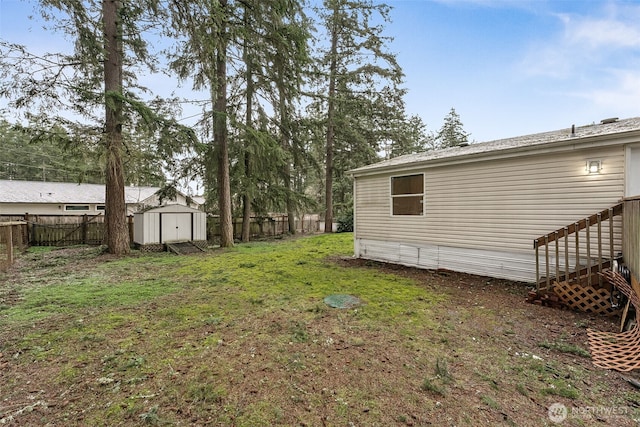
[0,203,104,215]
[0,202,147,216]
[355,146,625,255]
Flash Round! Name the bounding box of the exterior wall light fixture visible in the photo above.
[586,159,602,174]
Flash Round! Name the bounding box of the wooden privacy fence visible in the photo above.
[0,213,321,247]
[0,214,132,247]
[0,221,28,271]
[207,215,320,242]
[31,219,105,246]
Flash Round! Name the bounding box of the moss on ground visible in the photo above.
[2,234,637,426]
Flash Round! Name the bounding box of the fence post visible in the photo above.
[128,215,134,244]
[544,235,549,290]
[26,213,36,245]
[82,214,88,244]
[564,227,569,283]
[586,218,591,286]
[535,243,540,292]
[24,213,30,244]
[6,225,13,267]
[32,222,38,246]
[555,232,559,283]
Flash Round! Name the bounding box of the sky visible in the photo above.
[385,0,640,142]
[1,0,639,143]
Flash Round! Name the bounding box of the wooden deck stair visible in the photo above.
[166,241,206,255]
[532,203,624,313]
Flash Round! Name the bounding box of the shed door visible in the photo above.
[161,213,192,242]
[627,146,640,198]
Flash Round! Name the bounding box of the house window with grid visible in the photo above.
[64,205,90,211]
[391,174,424,216]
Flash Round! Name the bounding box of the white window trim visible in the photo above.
[626,144,640,198]
[390,173,425,217]
[64,204,90,211]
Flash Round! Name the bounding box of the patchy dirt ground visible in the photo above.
[341,259,640,423]
[1,243,640,426]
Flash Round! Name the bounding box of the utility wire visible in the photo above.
[1,161,103,175]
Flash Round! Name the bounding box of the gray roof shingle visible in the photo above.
[0,180,160,204]
[351,116,640,175]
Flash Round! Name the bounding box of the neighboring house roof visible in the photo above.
[192,195,206,207]
[351,116,640,176]
[0,180,162,204]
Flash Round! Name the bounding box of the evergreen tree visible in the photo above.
[435,107,471,149]
[0,119,105,182]
[312,0,405,230]
[237,0,312,238]
[240,2,256,242]
[169,0,313,242]
[270,3,312,235]
[386,114,434,159]
[167,0,234,247]
[102,0,129,254]
[0,1,192,254]
[0,117,170,186]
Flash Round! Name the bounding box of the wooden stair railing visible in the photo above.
[534,203,624,293]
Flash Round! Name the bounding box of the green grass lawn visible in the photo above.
[4,234,443,325]
[1,233,638,426]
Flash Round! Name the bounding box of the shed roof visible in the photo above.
[134,204,203,214]
[0,180,161,204]
[351,116,640,176]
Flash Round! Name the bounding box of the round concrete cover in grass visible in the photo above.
[324,294,362,309]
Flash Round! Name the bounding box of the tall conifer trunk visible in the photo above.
[103,0,129,254]
[216,0,234,247]
[241,6,253,243]
[324,9,338,233]
[279,77,296,235]
[241,82,253,242]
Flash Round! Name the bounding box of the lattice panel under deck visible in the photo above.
[554,281,621,316]
[587,270,640,372]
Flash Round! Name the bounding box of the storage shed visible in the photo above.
[133,204,207,251]
[349,117,640,283]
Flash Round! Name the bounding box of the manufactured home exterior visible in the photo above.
[0,180,197,216]
[350,117,640,283]
[133,204,206,247]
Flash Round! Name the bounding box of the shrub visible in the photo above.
[336,207,353,233]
